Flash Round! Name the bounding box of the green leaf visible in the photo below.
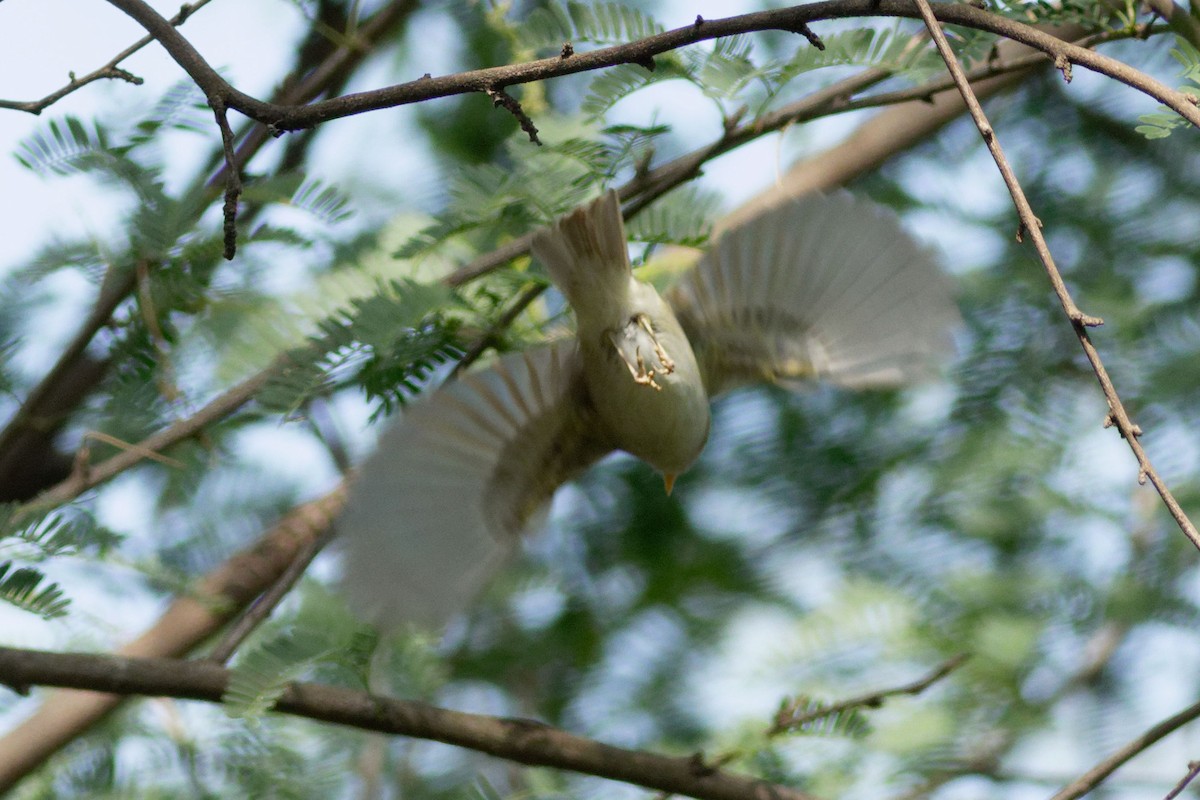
[0,561,69,618]
[518,1,665,53]
[14,116,109,175]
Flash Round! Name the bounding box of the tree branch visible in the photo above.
[105,0,1200,134]
[0,0,214,114]
[1049,699,1200,800]
[912,0,1200,553]
[0,0,419,505]
[0,646,819,800]
[0,488,345,791]
[771,655,968,735]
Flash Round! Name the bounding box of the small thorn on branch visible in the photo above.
[486,87,542,146]
[1054,54,1073,83]
[1103,413,1114,429]
[560,42,574,59]
[787,22,825,51]
[1015,215,1043,242]
[694,15,704,28]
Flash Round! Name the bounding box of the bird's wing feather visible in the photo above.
[667,191,958,397]
[338,341,613,628]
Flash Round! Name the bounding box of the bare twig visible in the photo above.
[771,654,968,735]
[486,87,541,146]
[452,284,548,376]
[212,101,242,260]
[1164,761,1200,800]
[0,0,214,114]
[1049,700,1200,800]
[0,646,819,800]
[912,0,1200,553]
[204,522,339,665]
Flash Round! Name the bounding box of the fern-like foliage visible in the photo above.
[773,695,872,739]
[14,116,111,176]
[259,278,463,417]
[395,143,601,262]
[223,626,342,719]
[517,0,665,53]
[626,185,720,248]
[0,505,122,618]
[1136,38,1200,139]
[0,561,69,619]
[223,585,377,719]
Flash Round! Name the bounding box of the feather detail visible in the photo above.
[667,191,958,396]
[531,190,632,327]
[338,342,612,628]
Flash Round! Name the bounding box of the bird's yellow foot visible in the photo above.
[636,314,675,374]
[608,331,663,390]
[609,314,678,391]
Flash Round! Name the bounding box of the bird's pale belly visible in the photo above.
[583,337,712,476]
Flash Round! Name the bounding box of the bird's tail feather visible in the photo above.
[531,190,630,323]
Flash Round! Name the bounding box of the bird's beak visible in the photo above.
[663,473,677,495]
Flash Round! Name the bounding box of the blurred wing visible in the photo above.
[338,341,613,628]
[667,191,958,396]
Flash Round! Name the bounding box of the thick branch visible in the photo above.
[105,0,1200,133]
[0,646,817,800]
[0,488,345,791]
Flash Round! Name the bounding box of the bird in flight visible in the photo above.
[339,190,958,626]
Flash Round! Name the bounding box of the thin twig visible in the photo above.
[771,654,968,735]
[0,646,818,800]
[212,101,242,260]
[452,284,548,376]
[912,0,1200,553]
[485,86,541,145]
[0,0,214,114]
[1049,700,1200,800]
[204,522,339,665]
[1164,761,1200,800]
[17,356,280,519]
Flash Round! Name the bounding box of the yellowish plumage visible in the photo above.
[340,190,958,627]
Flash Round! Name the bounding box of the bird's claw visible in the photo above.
[637,314,675,374]
[609,314,675,392]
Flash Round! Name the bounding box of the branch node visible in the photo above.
[109,67,145,86]
[486,87,542,146]
[1138,468,1149,485]
[1103,413,1114,429]
[694,15,704,28]
[634,54,656,72]
[177,2,194,24]
[1054,54,1073,83]
[787,22,826,51]
[687,751,718,777]
[560,42,574,59]
[1071,310,1104,327]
